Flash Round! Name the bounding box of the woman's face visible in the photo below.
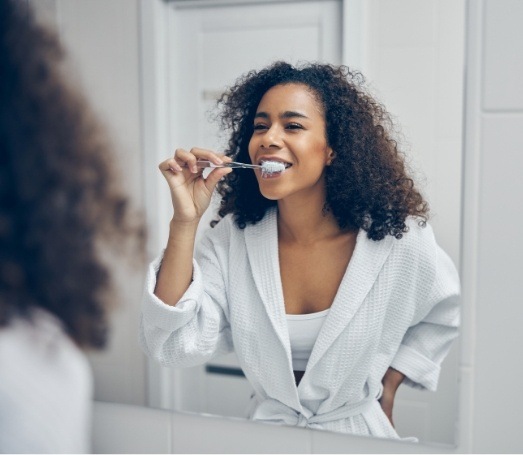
[248,83,333,202]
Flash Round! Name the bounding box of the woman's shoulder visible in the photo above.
[0,308,92,407]
[198,209,276,256]
[0,308,92,452]
[390,216,439,266]
[205,208,276,240]
[0,308,90,374]
[400,216,436,244]
[197,212,244,257]
[205,212,239,239]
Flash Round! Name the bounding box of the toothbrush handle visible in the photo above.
[196,160,260,169]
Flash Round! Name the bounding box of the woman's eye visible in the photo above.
[286,123,303,130]
[253,124,268,131]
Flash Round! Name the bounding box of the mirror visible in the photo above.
[30,0,465,447]
[149,0,464,446]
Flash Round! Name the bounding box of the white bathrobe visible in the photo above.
[140,208,460,440]
[0,308,92,453]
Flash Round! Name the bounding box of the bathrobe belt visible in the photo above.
[251,395,376,429]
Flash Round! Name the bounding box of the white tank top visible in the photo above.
[286,308,329,371]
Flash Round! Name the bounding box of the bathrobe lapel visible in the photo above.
[244,209,302,409]
[244,210,288,352]
[305,229,394,374]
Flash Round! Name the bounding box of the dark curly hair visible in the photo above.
[0,1,145,348]
[214,61,428,240]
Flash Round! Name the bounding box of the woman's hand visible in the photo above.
[379,367,405,427]
[159,148,232,223]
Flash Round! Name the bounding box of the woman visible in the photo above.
[0,1,144,452]
[140,62,460,440]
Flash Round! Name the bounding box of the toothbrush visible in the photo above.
[194,160,286,174]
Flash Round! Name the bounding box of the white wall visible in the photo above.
[461,0,523,451]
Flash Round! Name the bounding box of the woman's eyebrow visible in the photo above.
[254,111,310,119]
[281,111,309,119]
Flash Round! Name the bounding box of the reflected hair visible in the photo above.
[0,0,145,348]
[213,61,429,240]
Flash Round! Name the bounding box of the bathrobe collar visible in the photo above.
[244,209,299,408]
[244,208,394,390]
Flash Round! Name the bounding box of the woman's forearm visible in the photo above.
[154,219,199,306]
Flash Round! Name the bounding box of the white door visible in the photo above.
[165,0,342,417]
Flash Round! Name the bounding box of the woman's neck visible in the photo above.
[277,196,343,245]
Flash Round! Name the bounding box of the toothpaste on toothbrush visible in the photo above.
[260,160,286,175]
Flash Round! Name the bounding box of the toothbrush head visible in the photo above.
[260,161,286,174]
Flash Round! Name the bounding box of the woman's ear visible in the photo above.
[326,148,336,166]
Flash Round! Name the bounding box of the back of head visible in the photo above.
[0,0,145,348]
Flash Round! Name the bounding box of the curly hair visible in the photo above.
[214,61,428,240]
[0,1,145,348]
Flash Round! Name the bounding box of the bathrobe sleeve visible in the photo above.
[139,220,233,368]
[390,227,461,391]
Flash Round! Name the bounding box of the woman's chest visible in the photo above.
[279,236,356,314]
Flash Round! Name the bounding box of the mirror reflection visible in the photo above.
[142,64,459,444]
[141,0,464,445]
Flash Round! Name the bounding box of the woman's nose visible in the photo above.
[260,125,281,148]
